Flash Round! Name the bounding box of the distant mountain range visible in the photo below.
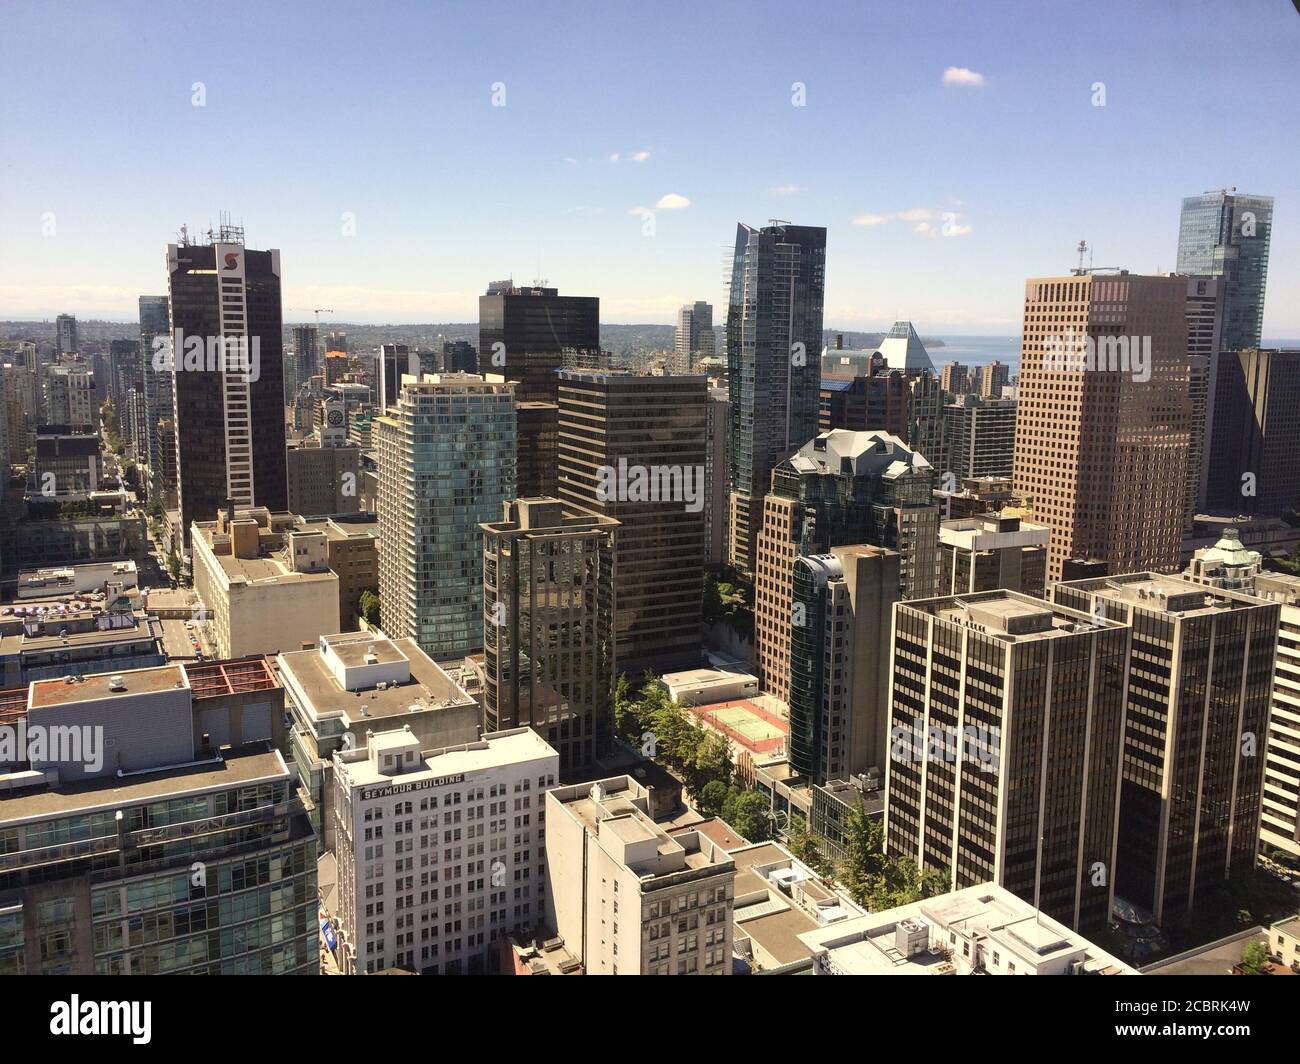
[1,320,944,358]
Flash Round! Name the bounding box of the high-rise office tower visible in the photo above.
[375,373,516,661]
[325,330,347,356]
[1183,531,1300,863]
[943,394,1016,481]
[557,370,707,673]
[54,313,78,355]
[907,370,947,477]
[979,360,1010,398]
[441,339,478,374]
[704,386,731,568]
[479,281,599,499]
[478,281,600,403]
[1176,188,1273,354]
[481,497,619,772]
[753,429,938,703]
[1053,573,1279,925]
[818,371,909,438]
[377,342,416,412]
[43,363,96,431]
[1205,348,1300,517]
[1182,276,1226,520]
[725,222,827,575]
[675,300,715,370]
[167,227,288,539]
[139,295,173,501]
[884,590,1132,932]
[938,512,1049,596]
[292,323,318,386]
[108,338,142,410]
[940,361,970,395]
[1012,271,1191,583]
[789,545,899,784]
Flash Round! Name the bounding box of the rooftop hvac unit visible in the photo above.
[933,962,956,975]
[108,674,126,691]
[895,917,929,958]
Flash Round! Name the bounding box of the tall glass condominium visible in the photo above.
[376,373,517,661]
[726,222,826,575]
[1176,189,1272,354]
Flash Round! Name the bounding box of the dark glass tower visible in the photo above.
[1176,189,1272,354]
[478,281,599,403]
[167,230,287,541]
[726,222,826,575]
[139,295,172,501]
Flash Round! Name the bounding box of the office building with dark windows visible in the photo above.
[753,430,938,704]
[725,221,827,575]
[480,497,618,772]
[167,225,288,542]
[789,545,899,785]
[883,590,1131,932]
[557,370,707,674]
[478,281,599,403]
[1052,573,1279,926]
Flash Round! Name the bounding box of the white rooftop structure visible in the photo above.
[873,320,936,375]
[797,882,1137,975]
[787,429,932,480]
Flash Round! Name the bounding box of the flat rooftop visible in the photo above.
[29,664,187,710]
[910,591,1119,642]
[1068,573,1270,617]
[278,637,475,724]
[0,745,289,826]
[337,728,555,791]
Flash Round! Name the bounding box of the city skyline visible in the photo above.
[2,1,1298,333]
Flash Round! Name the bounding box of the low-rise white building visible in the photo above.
[798,882,1137,975]
[332,726,558,975]
[545,776,735,975]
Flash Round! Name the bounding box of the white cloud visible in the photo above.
[631,151,651,162]
[895,207,934,222]
[944,222,973,237]
[654,193,690,210]
[770,184,801,196]
[628,206,653,217]
[609,152,621,162]
[852,213,890,227]
[915,222,932,234]
[942,66,986,88]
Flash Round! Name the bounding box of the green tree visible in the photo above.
[784,819,832,878]
[837,800,889,907]
[723,790,773,843]
[683,731,731,799]
[1239,940,1269,975]
[698,780,728,817]
[359,590,381,626]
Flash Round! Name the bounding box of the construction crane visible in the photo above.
[287,307,335,331]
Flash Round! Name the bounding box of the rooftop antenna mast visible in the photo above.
[1072,240,1094,276]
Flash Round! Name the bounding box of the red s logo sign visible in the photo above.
[223,252,239,270]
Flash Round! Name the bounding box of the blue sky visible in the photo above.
[2,0,1297,334]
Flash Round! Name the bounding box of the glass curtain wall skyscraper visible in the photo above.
[1176,189,1273,353]
[726,221,826,576]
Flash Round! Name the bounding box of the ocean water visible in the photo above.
[929,335,1021,374]
[928,337,1300,379]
